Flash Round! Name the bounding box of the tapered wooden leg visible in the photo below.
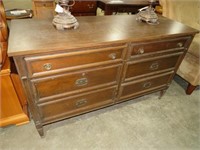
[159,89,167,99]
[37,127,44,137]
[186,83,197,95]
[35,122,44,137]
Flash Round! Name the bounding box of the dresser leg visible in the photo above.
[37,128,44,137]
[35,122,44,137]
[186,83,197,95]
[37,126,44,137]
[159,89,166,99]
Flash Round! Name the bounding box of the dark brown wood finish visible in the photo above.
[39,86,116,124]
[8,16,197,56]
[24,45,126,78]
[32,64,121,101]
[119,72,174,101]
[69,1,97,16]
[8,15,198,137]
[97,0,159,15]
[186,83,197,95]
[130,37,189,56]
[124,54,182,81]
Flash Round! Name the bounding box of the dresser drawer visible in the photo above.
[119,72,173,101]
[25,45,125,77]
[32,64,121,101]
[34,1,54,8]
[124,53,182,81]
[69,1,97,13]
[130,37,189,56]
[39,87,116,124]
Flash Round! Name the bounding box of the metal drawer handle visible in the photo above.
[177,42,183,47]
[109,53,117,60]
[137,48,144,54]
[143,82,152,89]
[75,77,88,86]
[76,99,87,107]
[43,63,52,71]
[149,62,159,70]
[88,4,94,9]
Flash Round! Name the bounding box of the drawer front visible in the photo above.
[32,64,121,101]
[39,87,116,123]
[34,1,54,8]
[124,54,181,81]
[119,72,173,101]
[69,1,97,13]
[130,38,188,56]
[25,46,125,77]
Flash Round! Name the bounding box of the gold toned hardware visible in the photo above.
[75,77,88,86]
[149,62,159,70]
[177,42,183,47]
[138,48,144,54]
[108,53,117,60]
[88,4,94,9]
[76,99,87,107]
[143,82,152,88]
[43,63,52,71]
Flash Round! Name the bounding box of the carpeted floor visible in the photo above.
[0,78,199,150]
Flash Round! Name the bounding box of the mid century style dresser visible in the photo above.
[8,15,198,137]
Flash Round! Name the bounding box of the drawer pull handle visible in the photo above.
[75,77,88,86]
[76,99,87,107]
[177,42,183,47]
[143,82,152,89]
[43,63,52,71]
[88,4,94,9]
[149,62,159,70]
[137,48,144,54]
[109,53,117,60]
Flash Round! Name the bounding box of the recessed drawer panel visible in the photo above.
[25,46,125,77]
[69,1,97,13]
[124,54,181,81]
[130,38,189,56]
[34,1,54,8]
[119,72,173,101]
[32,64,121,101]
[39,87,116,124]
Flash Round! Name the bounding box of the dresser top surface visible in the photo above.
[8,15,198,56]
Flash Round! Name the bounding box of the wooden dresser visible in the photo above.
[8,15,198,137]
